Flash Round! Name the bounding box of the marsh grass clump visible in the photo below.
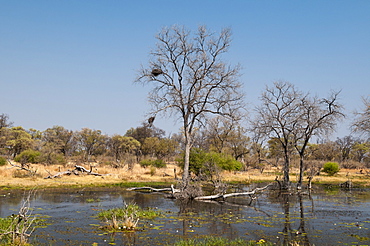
[0,190,37,246]
[97,203,161,231]
[173,236,274,246]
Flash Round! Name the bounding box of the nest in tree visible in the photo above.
[151,68,163,76]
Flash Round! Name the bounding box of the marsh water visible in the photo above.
[1,184,370,246]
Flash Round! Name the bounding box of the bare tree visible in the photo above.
[254,81,302,189]
[0,113,13,129]
[352,97,370,138]
[293,91,344,189]
[254,81,344,189]
[136,25,245,186]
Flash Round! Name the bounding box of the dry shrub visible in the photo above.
[341,161,365,169]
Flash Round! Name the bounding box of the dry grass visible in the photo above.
[0,161,370,189]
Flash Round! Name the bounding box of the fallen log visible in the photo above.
[194,184,272,200]
[74,165,103,176]
[44,165,106,179]
[127,184,181,194]
[7,159,37,176]
[127,187,173,192]
[44,170,72,179]
[127,184,271,201]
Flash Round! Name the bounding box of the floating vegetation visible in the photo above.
[172,236,274,246]
[97,203,162,232]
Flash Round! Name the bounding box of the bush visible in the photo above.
[322,162,340,176]
[139,159,166,168]
[177,148,243,175]
[14,150,41,164]
[0,156,6,166]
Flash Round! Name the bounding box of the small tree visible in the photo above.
[137,25,245,188]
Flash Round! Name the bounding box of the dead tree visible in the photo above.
[136,25,245,190]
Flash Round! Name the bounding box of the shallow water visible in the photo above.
[1,185,370,245]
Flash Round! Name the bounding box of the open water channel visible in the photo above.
[1,184,370,245]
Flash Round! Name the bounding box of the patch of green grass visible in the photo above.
[172,236,273,246]
[86,198,101,203]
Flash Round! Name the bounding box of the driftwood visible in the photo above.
[44,170,73,179]
[7,159,37,176]
[44,165,106,179]
[74,165,103,176]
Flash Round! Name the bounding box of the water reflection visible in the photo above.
[1,186,370,245]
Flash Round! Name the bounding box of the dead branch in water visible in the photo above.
[127,183,272,201]
[194,184,272,200]
[127,184,181,193]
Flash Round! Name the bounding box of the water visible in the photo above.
[1,185,370,245]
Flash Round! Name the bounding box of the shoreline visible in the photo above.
[1,163,369,190]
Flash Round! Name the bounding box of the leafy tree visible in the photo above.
[42,126,74,156]
[351,141,370,163]
[75,128,108,162]
[6,127,34,158]
[141,137,179,159]
[309,140,339,161]
[137,25,245,186]
[108,135,140,166]
[125,123,165,145]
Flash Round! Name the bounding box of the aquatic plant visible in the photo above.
[172,236,274,246]
[0,190,37,245]
[97,203,161,231]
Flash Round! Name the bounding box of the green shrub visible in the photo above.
[152,159,166,168]
[322,162,340,176]
[140,159,166,168]
[177,148,243,175]
[0,156,6,166]
[14,150,41,164]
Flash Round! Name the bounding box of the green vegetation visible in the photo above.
[0,157,6,166]
[97,203,161,231]
[177,148,243,176]
[139,159,166,168]
[172,237,273,246]
[322,162,340,176]
[14,150,41,164]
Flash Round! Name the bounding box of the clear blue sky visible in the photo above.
[1,1,369,139]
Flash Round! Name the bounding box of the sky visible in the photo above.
[1,1,369,140]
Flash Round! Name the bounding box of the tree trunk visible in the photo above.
[182,131,191,187]
[297,154,304,190]
[282,150,290,189]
